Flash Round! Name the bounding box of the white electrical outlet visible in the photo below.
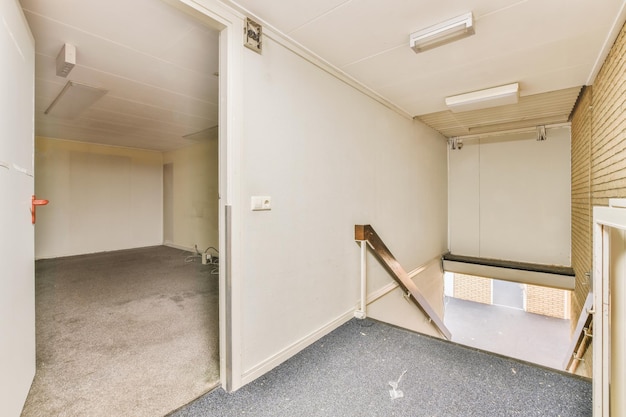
[251,196,271,211]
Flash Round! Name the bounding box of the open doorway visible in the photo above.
[21,0,225,415]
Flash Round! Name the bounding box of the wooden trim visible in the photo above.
[442,260,576,290]
[442,253,574,276]
[354,225,451,340]
[354,224,368,241]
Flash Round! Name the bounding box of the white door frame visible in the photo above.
[592,200,626,416]
[164,0,244,391]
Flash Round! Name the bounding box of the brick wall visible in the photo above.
[526,285,567,319]
[570,21,626,377]
[590,24,626,207]
[454,274,568,318]
[570,87,592,332]
[453,274,491,304]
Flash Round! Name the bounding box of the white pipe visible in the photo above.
[355,241,367,319]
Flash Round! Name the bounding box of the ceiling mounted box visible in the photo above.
[56,43,76,77]
[445,82,520,113]
[410,12,474,53]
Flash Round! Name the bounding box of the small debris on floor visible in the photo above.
[389,370,407,400]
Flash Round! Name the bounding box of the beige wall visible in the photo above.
[35,137,163,258]
[570,21,626,377]
[163,140,219,252]
[238,36,448,379]
[449,129,571,266]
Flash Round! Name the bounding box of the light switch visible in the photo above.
[251,196,271,211]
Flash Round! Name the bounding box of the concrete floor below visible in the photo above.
[444,296,571,370]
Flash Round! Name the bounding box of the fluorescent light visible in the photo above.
[44,81,108,119]
[445,83,520,113]
[410,12,474,53]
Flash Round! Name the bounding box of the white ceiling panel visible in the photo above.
[22,0,626,147]
[25,12,216,99]
[160,27,220,75]
[34,56,218,115]
[20,0,204,57]
[345,24,614,114]
[227,0,353,34]
[22,0,219,151]
[290,0,523,68]
[230,0,624,135]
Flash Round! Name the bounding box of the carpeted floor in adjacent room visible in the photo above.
[21,246,219,417]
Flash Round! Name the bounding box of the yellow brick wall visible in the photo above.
[453,274,491,304]
[570,20,626,378]
[590,23,626,207]
[526,286,567,319]
[570,86,593,332]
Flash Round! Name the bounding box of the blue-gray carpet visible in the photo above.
[171,318,591,417]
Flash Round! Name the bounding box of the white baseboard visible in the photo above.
[239,254,443,387]
[241,308,355,386]
[163,241,195,253]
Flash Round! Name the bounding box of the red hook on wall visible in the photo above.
[31,195,49,224]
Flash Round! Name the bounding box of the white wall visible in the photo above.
[163,140,219,252]
[1,0,36,414]
[35,137,163,258]
[238,37,448,379]
[449,127,571,265]
[366,259,445,337]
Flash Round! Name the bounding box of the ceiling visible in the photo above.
[21,0,219,151]
[21,0,626,150]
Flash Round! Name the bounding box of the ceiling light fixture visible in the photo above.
[44,81,108,119]
[445,82,520,113]
[410,12,474,53]
[56,43,76,77]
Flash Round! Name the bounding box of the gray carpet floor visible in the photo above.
[22,246,219,417]
[171,318,591,417]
